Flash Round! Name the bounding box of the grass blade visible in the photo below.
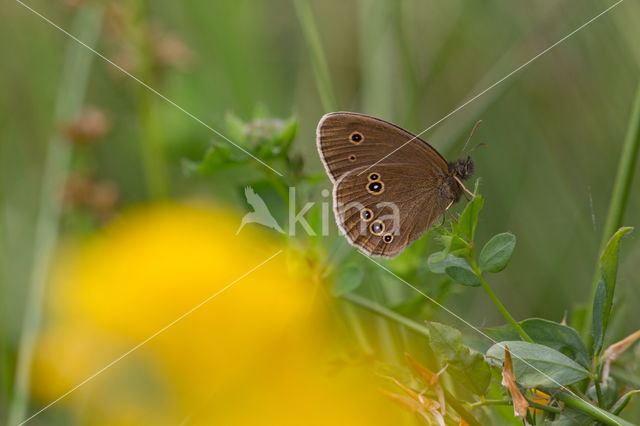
[7,6,103,425]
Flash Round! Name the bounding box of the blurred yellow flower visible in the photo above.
[32,203,402,425]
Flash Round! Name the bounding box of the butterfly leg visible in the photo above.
[444,200,458,223]
[453,176,475,199]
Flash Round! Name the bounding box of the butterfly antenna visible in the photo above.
[461,120,483,155]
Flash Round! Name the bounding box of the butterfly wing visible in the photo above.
[333,164,452,257]
[317,112,454,257]
[316,111,449,182]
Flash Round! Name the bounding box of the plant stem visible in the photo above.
[472,262,533,343]
[468,399,511,408]
[342,293,431,337]
[528,400,562,414]
[131,0,170,199]
[557,391,634,426]
[292,0,338,111]
[7,6,103,425]
[441,387,483,426]
[583,80,640,342]
[469,398,562,414]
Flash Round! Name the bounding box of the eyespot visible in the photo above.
[349,131,364,144]
[370,220,385,236]
[366,181,384,195]
[360,208,373,222]
[368,172,380,181]
[348,154,357,162]
[383,233,393,243]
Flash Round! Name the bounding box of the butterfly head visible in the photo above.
[450,156,474,181]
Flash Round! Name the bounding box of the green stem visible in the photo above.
[583,80,640,342]
[468,399,511,408]
[473,262,533,343]
[131,0,170,199]
[441,387,483,426]
[342,293,431,337]
[292,0,338,111]
[557,391,634,426]
[469,398,562,414]
[340,301,373,356]
[7,7,103,425]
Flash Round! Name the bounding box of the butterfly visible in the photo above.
[316,112,475,258]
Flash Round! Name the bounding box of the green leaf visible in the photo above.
[436,229,470,255]
[547,410,593,426]
[195,145,239,174]
[611,390,640,415]
[332,264,364,296]
[445,262,480,287]
[426,251,448,274]
[225,112,247,144]
[425,322,491,396]
[478,232,516,273]
[275,117,298,151]
[453,193,483,242]
[428,253,480,286]
[592,226,633,354]
[486,341,590,388]
[485,318,590,368]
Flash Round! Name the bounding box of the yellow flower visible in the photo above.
[32,203,401,425]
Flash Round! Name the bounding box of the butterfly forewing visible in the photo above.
[316,112,449,182]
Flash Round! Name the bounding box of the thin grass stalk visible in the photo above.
[583,80,640,342]
[292,0,338,112]
[358,0,396,120]
[7,6,103,425]
[131,0,170,199]
[0,196,7,420]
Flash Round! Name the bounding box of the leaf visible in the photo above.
[428,254,480,286]
[485,318,590,369]
[427,251,448,274]
[195,145,239,174]
[225,111,247,144]
[275,117,298,151]
[500,348,529,423]
[478,232,516,273]
[453,194,484,242]
[437,231,471,256]
[486,341,590,388]
[425,322,491,396]
[332,264,364,296]
[445,262,480,287]
[547,409,592,426]
[592,227,633,354]
[611,390,640,415]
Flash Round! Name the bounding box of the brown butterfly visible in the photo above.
[317,112,475,258]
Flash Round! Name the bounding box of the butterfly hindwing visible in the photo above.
[333,165,451,257]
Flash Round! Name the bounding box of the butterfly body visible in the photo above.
[317,112,474,258]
